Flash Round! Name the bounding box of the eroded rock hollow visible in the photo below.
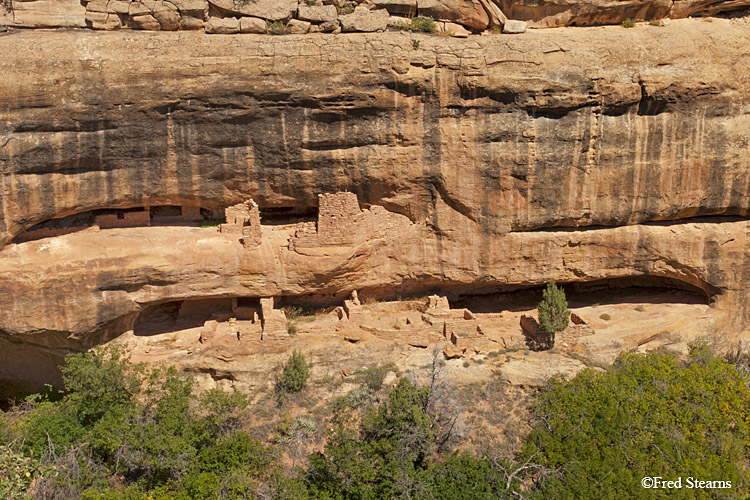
[1,20,749,385]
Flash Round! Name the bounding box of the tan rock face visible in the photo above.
[2,0,86,28]
[207,0,296,21]
[417,0,490,30]
[1,22,750,383]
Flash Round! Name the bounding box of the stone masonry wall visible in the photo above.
[95,210,151,229]
[317,191,361,242]
[220,199,261,246]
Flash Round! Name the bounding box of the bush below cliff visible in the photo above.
[2,344,749,499]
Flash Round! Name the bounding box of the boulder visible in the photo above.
[439,21,471,37]
[297,5,337,23]
[179,15,205,29]
[339,8,389,32]
[85,10,121,29]
[479,0,507,26]
[287,19,311,34]
[571,312,586,325]
[169,0,208,18]
[499,352,588,386]
[205,16,240,33]
[129,13,161,30]
[444,346,466,359]
[109,1,132,14]
[371,0,417,15]
[85,1,115,14]
[520,315,554,350]
[153,3,181,30]
[318,20,340,32]
[129,2,152,16]
[417,0,489,30]
[239,16,266,33]
[207,0,296,21]
[382,371,398,386]
[503,19,527,33]
[388,15,410,28]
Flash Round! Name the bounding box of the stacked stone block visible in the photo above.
[78,0,515,34]
[220,199,261,247]
[317,192,362,244]
[81,0,207,30]
[260,297,288,340]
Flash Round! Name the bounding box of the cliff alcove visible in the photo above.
[0,15,749,392]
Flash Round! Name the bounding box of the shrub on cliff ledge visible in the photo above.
[266,21,288,35]
[278,351,310,394]
[538,280,569,334]
[390,16,436,33]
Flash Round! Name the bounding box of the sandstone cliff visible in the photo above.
[1,20,749,383]
[3,0,749,31]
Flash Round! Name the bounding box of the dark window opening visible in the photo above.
[150,205,183,218]
[259,206,318,226]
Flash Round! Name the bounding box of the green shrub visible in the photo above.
[278,351,310,394]
[283,306,303,321]
[198,218,224,228]
[634,305,645,312]
[23,346,140,458]
[428,452,509,499]
[621,18,635,27]
[538,280,570,334]
[0,444,50,500]
[119,367,197,487]
[308,378,434,498]
[196,432,272,475]
[523,346,750,498]
[409,16,435,33]
[337,4,355,15]
[648,19,661,26]
[61,345,141,428]
[391,16,436,33]
[267,21,288,35]
[599,313,611,321]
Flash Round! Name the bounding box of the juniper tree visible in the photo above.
[278,350,310,394]
[538,280,569,334]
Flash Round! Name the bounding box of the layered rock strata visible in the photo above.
[4,0,747,32]
[0,21,749,383]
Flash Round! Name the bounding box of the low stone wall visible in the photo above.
[95,210,150,229]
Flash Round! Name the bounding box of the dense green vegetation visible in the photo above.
[2,344,749,499]
[524,344,750,498]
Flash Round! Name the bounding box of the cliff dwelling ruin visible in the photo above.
[1,17,749,408]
